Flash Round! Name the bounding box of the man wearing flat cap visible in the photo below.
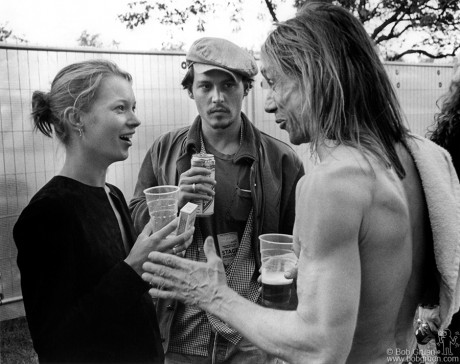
[130,37,304,363]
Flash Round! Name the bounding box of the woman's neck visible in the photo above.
[59,153,108,187]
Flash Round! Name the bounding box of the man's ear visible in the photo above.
[187,89,194,100]
[243,88,249,97]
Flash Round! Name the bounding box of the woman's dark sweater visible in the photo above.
[13,176,164,363]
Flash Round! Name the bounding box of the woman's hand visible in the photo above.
[178,167,216,209]
[125,217,195,276]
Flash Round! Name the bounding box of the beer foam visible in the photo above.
[261,270,293,285]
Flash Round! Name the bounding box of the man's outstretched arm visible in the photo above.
[142,163,367,363]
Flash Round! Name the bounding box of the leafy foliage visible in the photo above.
[76,30,122,49]
[0,24,28,43]
[331,0,460,60]
[0,26,12,42]
[77,30,103,48]
[119,1,215,32]
[118,0,245,50]
[118,0,460,61]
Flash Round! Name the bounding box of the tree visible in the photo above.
[0,26,12,42]
[77,30,103,48]
[335,0,460,61]
[118,0,241,32]
[161,39,186,52]
[0,24,28,43]
[118,0,460,61]
[77,30,122,50]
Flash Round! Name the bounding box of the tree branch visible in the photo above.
[389,44,460,61]
[264,0,278,22]
[376,21,414,44]
[370,2,408,41]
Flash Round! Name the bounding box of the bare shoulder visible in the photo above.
[298,148,375,210]
[295,147,376,254]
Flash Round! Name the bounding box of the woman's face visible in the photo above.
[79,75,140,166]
[260,57,309,145]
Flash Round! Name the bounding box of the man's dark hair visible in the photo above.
[181,66,254,95]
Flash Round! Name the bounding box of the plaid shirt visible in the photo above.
[168,210,260,356]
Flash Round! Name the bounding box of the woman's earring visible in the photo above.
[78,128,83,137]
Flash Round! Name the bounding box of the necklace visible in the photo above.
[199,122,244,154]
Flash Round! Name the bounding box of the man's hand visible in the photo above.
[418,305,441,334]
[142,236,228,310]
[257,263,298,292]
[178,167,216,209]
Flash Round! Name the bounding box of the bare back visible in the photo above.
[348,144,431,362]
[294,142,431,363]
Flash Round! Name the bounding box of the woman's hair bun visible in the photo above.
[32,91,54,137]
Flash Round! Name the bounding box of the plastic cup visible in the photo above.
[144,185,179,233]
[259,233,297,310]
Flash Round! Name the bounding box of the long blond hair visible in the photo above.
[262,3,410,178]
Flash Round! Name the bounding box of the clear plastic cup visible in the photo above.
[259,233,297,310]
[144,185,179,233]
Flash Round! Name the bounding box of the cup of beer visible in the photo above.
[144,185,180,233]
[259,234,297,310]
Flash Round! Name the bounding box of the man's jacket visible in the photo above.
[129,113,305,350]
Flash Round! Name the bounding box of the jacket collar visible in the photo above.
[184,115,202,155]
[175,116,201,176]
[236,113,260,163]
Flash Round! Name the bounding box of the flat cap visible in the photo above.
[186,37,258,79]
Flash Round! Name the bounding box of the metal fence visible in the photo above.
[0,44,455,321]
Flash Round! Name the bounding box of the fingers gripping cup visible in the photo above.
[260,234,297,310]
[144,186,180,233]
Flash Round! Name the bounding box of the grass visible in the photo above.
[0,316,38,364]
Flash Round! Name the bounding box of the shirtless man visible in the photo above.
[142,4,459,363]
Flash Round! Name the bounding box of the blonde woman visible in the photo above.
[13,59,193,363]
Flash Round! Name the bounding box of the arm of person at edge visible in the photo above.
[142,161,366,364]
[129,145,215,234]
[14,197,193,358]
[129,146,161,234]
[417,258,441,333]
[418,306,441,334]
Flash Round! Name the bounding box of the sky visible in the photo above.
[0,0,297,52]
